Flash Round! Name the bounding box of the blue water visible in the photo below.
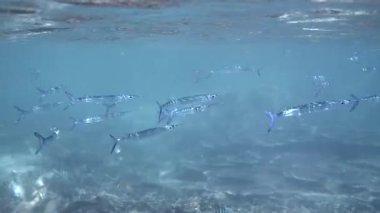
[1,0,380,212]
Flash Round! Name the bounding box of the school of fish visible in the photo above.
[13,65,380,155]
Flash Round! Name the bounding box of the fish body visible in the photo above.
[31,102,64,112]
[64,91,137,110]
[34,127,60,154]
[13,102,64,123]
[109,124,178,154]
[157,94,217,123]
[265,96,359,132]
[66,92,137,104]
[359,95,380,102]
[71,116,104,129]
[165,104,213,124]
[278,100,352,117]
[125,124,177,140]
[71,111,128,129]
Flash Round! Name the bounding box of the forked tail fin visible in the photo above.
[13,105,29,123]
[63,91,75,110]
[109,134,121,154]
[36,87,46,95]
[256,67,263,77]
[36,87,47,101]
[156,101,164,123]
[349,94,360,112]
[34,132,47,155]
[265,111,277,133]
[64,91,75,100]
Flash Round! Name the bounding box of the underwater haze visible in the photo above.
[1,0,380,212]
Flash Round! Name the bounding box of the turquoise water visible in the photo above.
[1,0,380,212]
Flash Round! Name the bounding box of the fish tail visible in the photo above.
[64,91,75,100]
[265,111,277,133]
[14,105,28,114]
[13,105,29,123]
[256,67,263,77]
[34,132,47,155]
[36,87,46,95]
[109,134,121,154]
[63,91,75,110]
[156,101,164,123]
[349,94,360,112]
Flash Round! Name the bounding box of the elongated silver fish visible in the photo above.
[165,104,214,124]
[70,111,129,129]
[157,94,218,123]
[34,127,60,155]
[265,95,359,132]
[64,91,138,111]
[109,124,179,154]
[13,102,64,123]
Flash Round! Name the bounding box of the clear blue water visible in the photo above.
[1,0,380,212]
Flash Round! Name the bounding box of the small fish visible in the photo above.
[34,127,60,154]
[265,95,359,132]
[109,124,179,154]
[64,91,138,112]
[36,85,63,101]
[13,102,64,123]
[165,104,214,124]
[157,94,218,123]
[70,111,128,129]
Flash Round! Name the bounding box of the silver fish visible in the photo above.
[165,104,214,124]
[265,95,359,132]
[64,91,138,111]
[359,94,380,102]
[157,94,218,123]
[34,127,60,155]
[13,102,64,123]
[109,124,179,154]
[70,111,129,129]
